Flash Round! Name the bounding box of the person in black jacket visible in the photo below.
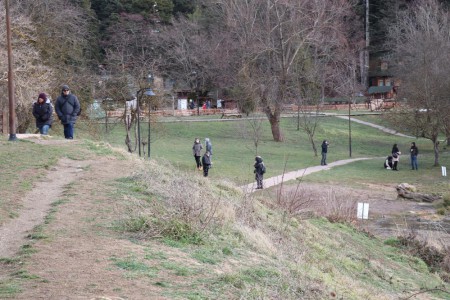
[202,151,212,177]
[254,156,266,189]
[410,142,419,170]
[391,143,401,171]
[32,93,53,135]
[55,85,80,139]
[321,140,329,165]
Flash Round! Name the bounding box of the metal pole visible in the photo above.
[348,98,352,158]
[5,0,16,141]
[137,90,141,156]
[147,100,150,159]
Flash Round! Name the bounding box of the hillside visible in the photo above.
[0,136,449,299]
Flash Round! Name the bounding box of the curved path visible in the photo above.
[334,115,415,138]
[241,157,373,193]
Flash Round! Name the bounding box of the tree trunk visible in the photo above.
[269,114,283,142]
[432,136,440,167]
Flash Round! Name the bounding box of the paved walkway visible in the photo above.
[334,116,415,138]
[241,157,373,193]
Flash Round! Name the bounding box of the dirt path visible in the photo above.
[0,158,88,258]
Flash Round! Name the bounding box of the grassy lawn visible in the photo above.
[76,114,446,185]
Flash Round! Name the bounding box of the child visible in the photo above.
[254,156,266,189]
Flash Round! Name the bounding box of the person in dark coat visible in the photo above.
[205,137,212,166]
[410,142,419,170]
[202,151,212,177]
[391,144,401,171]
[32,93,53,135]
[55,85,80,139]
[254,156,266,189]
[321,140,329,166]
[192,137,203,170]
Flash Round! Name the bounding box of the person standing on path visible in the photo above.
[32,93,53,135]
[192,138,203,170]
[321,140,329,166]
[410,142,419,170]
[254,156,266,189]
[205,138,213,166]
[55,85,80,139]
[202,151,212,177]
[391,143,401,171]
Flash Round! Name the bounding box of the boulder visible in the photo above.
[396,183,441,203]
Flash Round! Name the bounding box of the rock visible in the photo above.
[398,183,417,193]
[396,183,441,203]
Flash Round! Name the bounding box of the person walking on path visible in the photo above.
[192,138,203,170]
[391,143,401,171]
[202,151,212,177]
[32,93,53,135]
[410,142,419,170]
[205,138,213,166]
[321,140,329,166]
[55,85,80,139]
[254,156,266,189]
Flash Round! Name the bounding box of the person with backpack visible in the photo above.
[32,93,53,135]
[254,156,266,189]
[55,85,80,139]
[391,143,401,171]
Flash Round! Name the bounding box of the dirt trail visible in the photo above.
[0,158,88,258]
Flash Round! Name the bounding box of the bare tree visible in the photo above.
[215,0,356,142]
[386,0,450,166]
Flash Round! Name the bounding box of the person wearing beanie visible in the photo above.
[54,85,80,139]
[32,93,53,135]
[253,156,266,189]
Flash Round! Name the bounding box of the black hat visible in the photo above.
[62,85,70,91]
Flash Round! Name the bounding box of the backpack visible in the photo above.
[261,163,266,174]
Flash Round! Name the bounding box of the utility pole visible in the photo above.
[364,0,370,88]
[5,0,17,141]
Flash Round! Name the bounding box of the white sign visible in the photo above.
[357,203,369,220]
[177,99,187,110]
[442,166,447,177]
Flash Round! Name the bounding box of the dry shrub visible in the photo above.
[119,159,233,241]
[315,189,357,224]
[275,184,315,217]
[397,232,446,273]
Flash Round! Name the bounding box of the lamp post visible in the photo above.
[5,0,16,141]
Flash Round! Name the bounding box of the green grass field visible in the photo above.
[73,114,450,187]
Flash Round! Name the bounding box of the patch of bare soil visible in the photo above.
[282,182,449,247]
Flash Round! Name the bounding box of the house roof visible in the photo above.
[368,86,393,94]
